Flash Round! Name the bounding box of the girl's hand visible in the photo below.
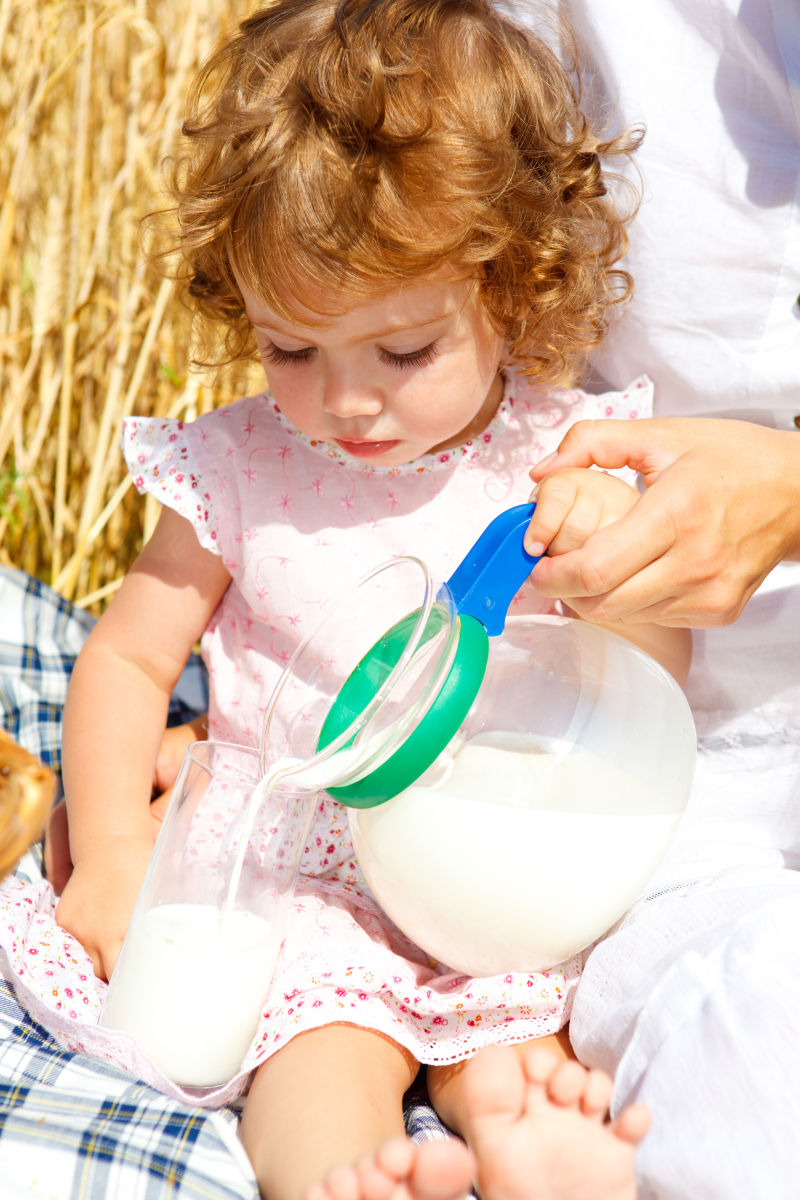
[527,417,800,628]
[54,834,154,981]
[525,462,692,683]
[45,715,209,893]
[524,467,639,558]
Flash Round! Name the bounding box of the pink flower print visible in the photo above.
[135,476,144,489]
[482,432,492,443]
[629,410,639,419]
[335,987,347,997]
[605,405,614,416]
[438,453,450,463]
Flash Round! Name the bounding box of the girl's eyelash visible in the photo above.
[262,341,438,370]
[379,342,438,370]
[262,343,314,366]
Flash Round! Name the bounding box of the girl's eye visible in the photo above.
[262,343,315,367]
[379,342,438,370]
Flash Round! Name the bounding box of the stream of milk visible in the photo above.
[101,752,348,1087]
[103,733,683,1084]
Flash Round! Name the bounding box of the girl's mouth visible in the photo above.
[334,438,400,459]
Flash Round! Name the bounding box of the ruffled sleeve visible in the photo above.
[121,416,221,555]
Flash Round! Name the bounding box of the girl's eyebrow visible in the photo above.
[250,310,453,342]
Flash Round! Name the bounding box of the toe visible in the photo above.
[321,1164,362,1200]
[541,1059,591,1109]
[461,1045,527,1130]
[612,1102,651,1146]
[374,1137,416,1181]
[356,1159,396,1200]
[579,1068,614,1119]
[411,1139,475,1200]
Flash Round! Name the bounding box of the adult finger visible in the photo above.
[530,496,671,600]
[529,417,693,484]
[557,545,757,628]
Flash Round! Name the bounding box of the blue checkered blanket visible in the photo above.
[0,566,447,1198]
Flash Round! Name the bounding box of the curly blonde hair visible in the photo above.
[173,0,640,385]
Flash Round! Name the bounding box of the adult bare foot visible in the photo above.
[460,1044,650,1200]
[305,1135,475,1200]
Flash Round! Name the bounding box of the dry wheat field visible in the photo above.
[0,0,265,611]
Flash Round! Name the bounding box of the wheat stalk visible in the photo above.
[0,0,264,611]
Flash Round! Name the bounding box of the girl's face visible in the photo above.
[238,274,505,466]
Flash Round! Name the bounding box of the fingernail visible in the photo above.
[526,541,545,558]
[528,484,539,501]
[532,451,558,471]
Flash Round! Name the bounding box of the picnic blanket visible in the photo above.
[0,566,449,1198]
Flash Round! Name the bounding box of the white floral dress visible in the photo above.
[0,369,651,1105]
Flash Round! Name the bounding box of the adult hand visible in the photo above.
[525,417,800,628]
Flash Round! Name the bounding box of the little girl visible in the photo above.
[6,3,689,1198]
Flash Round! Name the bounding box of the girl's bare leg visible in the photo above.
[240,1024,419,1200]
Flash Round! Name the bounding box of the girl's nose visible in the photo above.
[322,366,384,419]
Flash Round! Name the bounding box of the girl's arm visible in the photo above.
[57,507,231,979]
[525,468,692,685]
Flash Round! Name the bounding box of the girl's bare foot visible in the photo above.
[305,1136,475,1200]
[460,1044,650,1200]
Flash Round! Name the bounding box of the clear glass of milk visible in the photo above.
[101,740,316,1089]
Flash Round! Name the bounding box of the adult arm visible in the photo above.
[525,417,800,628]
[57,507,231,979]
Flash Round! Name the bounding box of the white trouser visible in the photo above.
[571,566,800,1199]
[571,864,800,1199]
